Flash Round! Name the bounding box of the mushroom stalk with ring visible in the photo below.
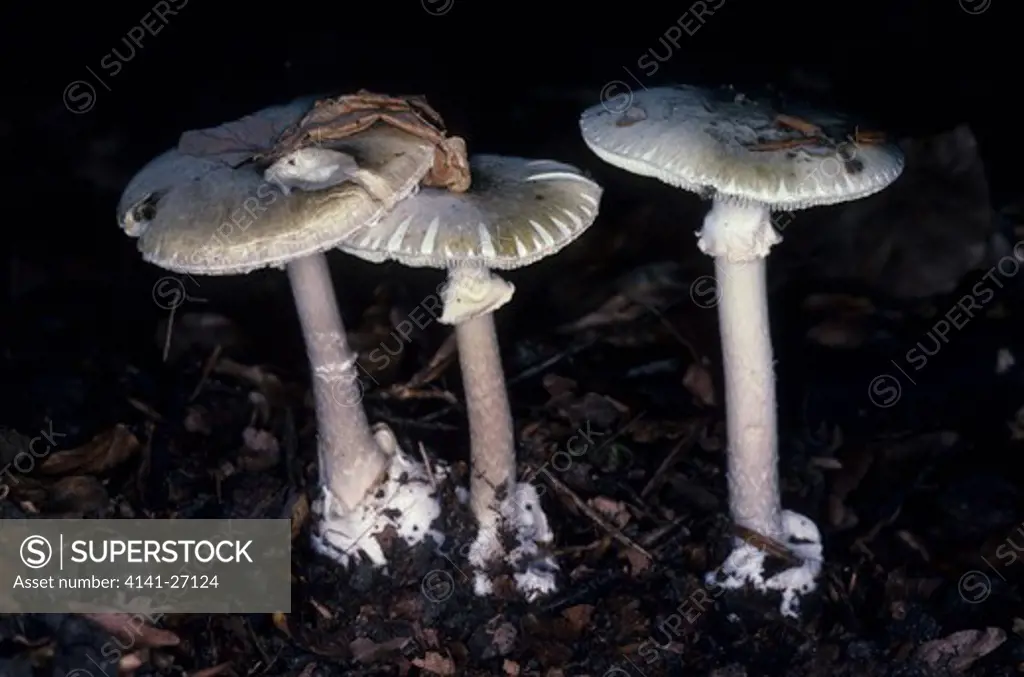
[439,264,516,531]
[287,252,390,512]
[697,198,782,540]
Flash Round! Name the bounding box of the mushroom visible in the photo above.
[117,99,446,566]
[579,85,903,615]
[335,155,603,597]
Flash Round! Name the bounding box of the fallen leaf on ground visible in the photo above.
[238,428,280,472]
[183,406,212,435]
[190,663,234,677]
[624,547,653,575]
[561,605,595,634]
[350,636,412,664]
[84,614,181,651]
[213,359,293,408]
[40,425,140,475]
[683,361,716,406]
[486,622,518,659]
[287,492,310,540]
[915,627,1006,673]
[589,496,630,528]
[561,392,628,429]
[272,612,291,637]
[542,374,577,400]
[556,262,685,332]
[48,475,108,513]
[412,651,456,675]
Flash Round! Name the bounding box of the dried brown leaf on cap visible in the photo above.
[261,90,471,193]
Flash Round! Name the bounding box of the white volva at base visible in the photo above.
[706,510,824,618]
[312,427,447,568]
[468,482,559,601]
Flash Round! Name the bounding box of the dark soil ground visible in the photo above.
[2,74,1023,677]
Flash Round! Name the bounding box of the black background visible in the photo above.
[0,0,1011,281]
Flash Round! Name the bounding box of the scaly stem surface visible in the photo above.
[287,254,388,511]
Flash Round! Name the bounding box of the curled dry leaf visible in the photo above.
[542,374,578,399]
[915,627,1006,673]
[556,262,686,333]
[564,393,628,429]
[189,662,235,677]
[238,428,280,473]
[83,613,181,648]
[263,91,471,192]
[40,425,140,476]
[183,406,212,435]
[271,611,291,638]
[350,636,413,664]
[589,496,631,529]
[83,612,181,675]
[84,610,181,675]
[484,622,518,659]
[412,651,457,676]
[683,361,716,406]
[47,475,108,513]
[287,492,310,540]
[561,604,595,635]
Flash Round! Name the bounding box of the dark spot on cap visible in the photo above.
[844,158,864,174]
[130,192,161,223]
[616,106,647,127]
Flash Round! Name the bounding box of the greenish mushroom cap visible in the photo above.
[337,155,603,270]
[116,100,436,275]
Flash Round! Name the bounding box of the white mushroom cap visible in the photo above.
[336,155,603,270]
[116,102,436,275]
[579,85,904,210]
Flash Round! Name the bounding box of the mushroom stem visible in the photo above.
[286,253,389,512]
[697,199,783,540]
[454,311,516,535]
